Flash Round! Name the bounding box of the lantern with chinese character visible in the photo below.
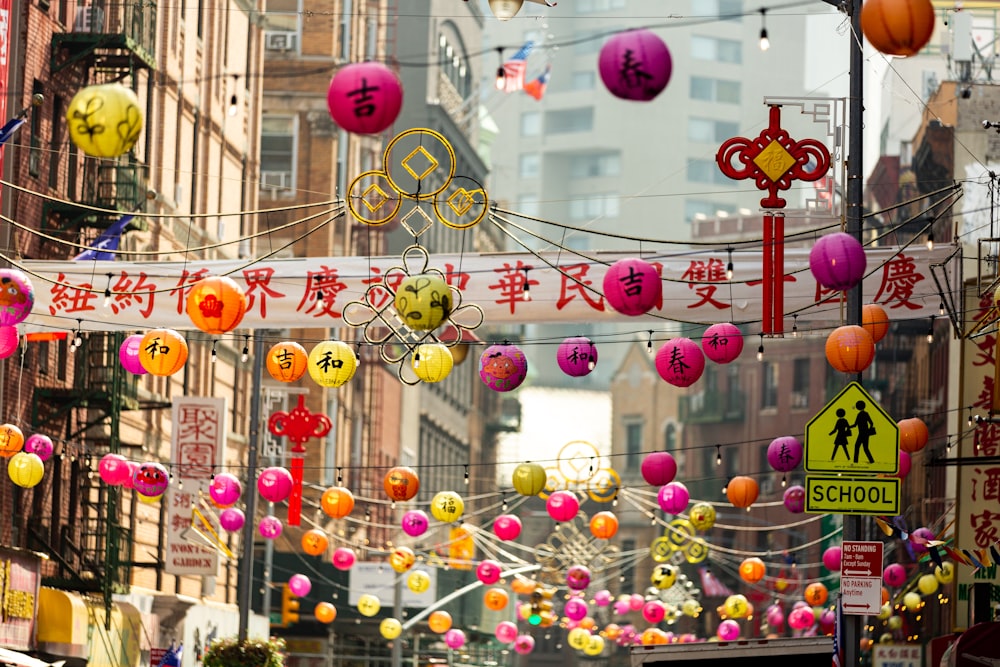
[267,342,308,382]
[139,329,189,376]
[898,417,929,453]
[8,452,44,488]
[24,434,53,462]
[603,258,661,316]
[321,485,355,518]
[701,323,744,364]
[479,343,528,392]
[689,502,716,531]
[809,232,867,292]
[0,423,24,457]
[546,490,579,522]
[862,303,890,343]
[590,511,619,539]
[408,570,431,593]
[826,325,875,373]
[209,472,243,507]
[186,276,248,334]
[0,326,18,359]
[861,0,935,57]
[67,83,144,157]
[883,563,906,588]
[394,274,452,331]
[402,509,429,536]
[412,343,454,383]
[557,337,597,377]
[0,269,33,327]
[302,529,329,556]
[308,340,357,387]
[384,466,420,501]
[805,582,829,606]
[655,338,705,387]
[783,485,805,513]
[641,451,677,485]
[380,618,402,639]
[258,466,294,503]
[657,481,689,514]
[258,515,283,540]
[598,29,672,102]
[430,491,465,523]
[119,334,147,375]
[512,461,547,496]
[326,62,404,135]
[767,436,803,472]
[133,461,170,497]
[739,557,766,584]
[357,594,381,617]
[726,475,759,509]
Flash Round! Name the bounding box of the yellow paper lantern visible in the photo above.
[724,594,750,619]
[185,276,248,334]
[583,635,605,656]
[394,273,452,331]
[380,618,402,639]
[315,602,337,623]
[878,603,891,620]
[689,502,717,531]
[412,343,454,383]
[267,342,309,383]
[357,593,381,617]
[681,599,702,617]
[430,491,465,523]
[390,547,416,573]
[903,592,922,612]
[918,573,939,595]
[407,570,431,593]
[0,424,25,457]
[308,340,358,387]
[8,452,44,488]
[651,563,678,589]
[935,562,955,584]
[138,493,162,505]
[67,83,144,157]
[512,462,547,496]
[428,610,452,633]
[139,329,189,376]
[567,628,590,650]
[887,614,904,630]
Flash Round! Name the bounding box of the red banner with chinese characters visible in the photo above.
[21,247,953,332]
[0,0,13,211]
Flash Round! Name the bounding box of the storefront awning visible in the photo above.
[0,647,65,667]
[36,589,87,660]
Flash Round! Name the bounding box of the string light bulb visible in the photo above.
[72,321,83,348]
[968,408,974,427]
[522,267,531,301]
[791,314,799,338]
[103,273,113,308]
[414,352,421,369]
[927,315,935,344]
[759,9,770,51]
[488,0,526,21]
[647,330,654,355]
[715,445,722,466]
[495,48,507,90]
[211,340,218,363]
[464,465,470,485]
[926,231,934,251]
[228,75,239,116]
[939,301,945,316]
[757,334,764,361]
[726,248,734,280]
[241,335,250,363]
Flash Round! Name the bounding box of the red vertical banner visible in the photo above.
[762,213,773,335]
[0,0,12,194]
[772,213,784,335]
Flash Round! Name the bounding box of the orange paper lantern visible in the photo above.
[739,557,766,584]
[589,511,619,539]
[428,610,452,634]
[186,276,248,334]
[484,587,510,611]
[384,466,420,501]
[302,528,329,556]
[139,329,189,376]
[321,485,355,518]
[267,342,309,383]
[315,602,337,623]
[825,325,875,374]
[726,476,759,509]
[861,0,936,58]
[862,304,889,343]
[898,417,929,453]
[0,424,25,457]
[805,582,829,606]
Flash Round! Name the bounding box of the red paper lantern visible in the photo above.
[862,303,890,343]
[326,62,404,135]
[139,329,189,376]
[898,417,929,453]
[186,276,248,334]
[809,232,867,292]
[598,29,672,102]
[861,0,936,57]
[655,338,705,387]
[726,476,759,509]
[267,342,309,383]
[603,258,661,316]
[825,325,875,374]
[701,322,743,364]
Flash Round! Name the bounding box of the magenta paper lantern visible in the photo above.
[121,460,140,489]
[209,472,243,507]
[655,338,705,387]
[716,619,740,641]
[496,621,518,644]
[219,507,245,532]
[557,337,598,377]
[259,515,283,539]
[594,590,612,606]
[119,334,147,375]
[765,604,785,629]
[897,451,911,479]
[0,269,34,326]
[783,485,805,513]
[910,527,935,554]
[477,559,502,585]
[493,513,522,540]
[702,323,744,364]
[24,434,54,462]
[809,232,867,292]
[0,325,19,359]
[546,490,580,521]
[643,601,666,624]
[444,629,466,650]
[257,466,293,503]
[787,607,815,630]
[564,597,588,621]
[133,461,169,497]
[641,451,677,486]
[883,563,906,587]
[479,343,528,392]
[566,565,591,590]
[326,62,403,135]
[603,258,661,316]
[767,436,804,472]
[402,509,430,537]
[598,29,672,102]
[823,546,842,572]
[289,573,312,597]
[657,481,689,514]
[332,547,357,570]
[514,635,535,655]
[99,453,131,485]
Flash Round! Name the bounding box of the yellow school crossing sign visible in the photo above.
[804,382,898,475]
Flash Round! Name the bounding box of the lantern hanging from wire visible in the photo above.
[603,257,661,316]
[24,434,53,462]
[479,343,528,392]
[67,83,144,157]
[809,232,867,292]
[655,338,706,387]
[861,0,936,57]
[266,342,309,383]
[326,62,404,135]
[307,340,357,387]
[598,29,673,102]
[726,475,759,509]
[0,269,34,327]
[0,424,24,458]
[412,343,454,383]
[701,322,744,364]
[384,466,420,501]
[185,276,248,334]
[825,325,875,374]
[394,274,452,331]
[556,336,598,377]
[138,329,189,376]
[8,452,44,488]
[119,334,147,375]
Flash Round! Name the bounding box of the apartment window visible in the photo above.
[29,80,43,177]
[686,158,729,185]
[761,361,778,410]
[48,96,63,188]
[546,107,594,134]
[691,36,742,64]
[572,71,596,90]
[579,0,627,12]
[690,76,741,104]
[570,194,619,221]
[664,423,677,452]
[569,152,621,178]
[519,153,540,178]
[439,33,472,98]
[260,115,296,195]
[691,0,743,20]
[688,117,740,143]
[521,111,542,137]
[792,358,810,409]
[685,200,737,222]
[625,420,643,471]
[517,195,540,218]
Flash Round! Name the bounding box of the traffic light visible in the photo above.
[281,583,300,626]
[528,591,543,625]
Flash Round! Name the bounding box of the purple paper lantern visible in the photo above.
[910,527,935,554]
[883,563,906,587]
[603,258,662,316]
[209,472,243,507]
[0,325,19,359]
[557,337,598,377]
[716,619,740,641]
[98,453,131,486]
[598,29,672,102]
[766,436,804,472]
[783,485,805,513]
[326,62,403,135]
[119,334,148,375]
[641,451,677,486]
[133,461,170,497]
[259,514,283,540]
[257,466,294,503]
[823,546,842,572]
[701,323,744,364]
[402,509,429,537]
[809,232,867,292]
[655,338,705,387]
[546,490,580,522]
[0,269,35,326]
[564,597,588,621]
[479,343,528,392]
[219,507,245,532]
[289,573,312,597]
[493,514,522,540]
[24,434,54,462]
[477,559,502,585]
[657,481,689,514]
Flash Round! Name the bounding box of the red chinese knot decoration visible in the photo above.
[654,338,705,388]
[327,62,404,135]
[603,258,662,316]
[597,29,672,102]
[269,394,332,526]
[185,276,248,334]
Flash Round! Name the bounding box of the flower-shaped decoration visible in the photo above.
[533,513,621,584]
[343,244,483,385]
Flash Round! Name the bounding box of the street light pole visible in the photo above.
[239,332,267,641]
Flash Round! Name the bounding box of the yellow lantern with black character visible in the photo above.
[412,343,454,383]
[308,340,357,387]
[67,83,144,157]
[394,274,452,331]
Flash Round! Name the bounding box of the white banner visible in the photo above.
[19,246,955,332]
[349,562,437,608]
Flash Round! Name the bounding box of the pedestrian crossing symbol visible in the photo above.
[804,382,898,475]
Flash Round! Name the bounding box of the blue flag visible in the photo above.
[74,214,135,261]
[0,118,26,145]
[158,643,182,667]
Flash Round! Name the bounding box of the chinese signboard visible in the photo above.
[840,541,884,616]
[166,397,226,576]
[873,644,922,667]
[0,548,39,649]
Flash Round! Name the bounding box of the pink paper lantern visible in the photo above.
[444,629,466,650]
[823,546,842,572]
[603,258,662,316]
[655,338,705,387]
[643,601,666,624]
[514,635,535,655]
[98,453,131,486]
[479,343,528,392]
[121,460,140,489]
[613,599,630,615]
[787,607,815,630]
[493,514,522,540]
[402,509,429,537]
[0,269,34,326]
[566,565,591,590]
[119,334,147,375]
[767,436,804,472]
[0,325,19,359]
[883,563,906,587]
[546,490,580,522]
[701,323,744,364]
[477,559,502,585]
[133,461,170,497]
[209,472,243,507]
[897,451,911,479]
[332,547,357,570]
[765,604,785,629]
[641,451,677,486]
[326,62,403,135]
[629,593,645,611]
[657,481,689,514]
[24,434,54,462]
[219,507,245,532]
[556,337,598,377]
[496,621,518,644]
[809,232,867,292]
[598,29,672,102]
[259,514,283,539]
[594,590,612,606]
[716,619,740,641]
[564,597,588,621]
[783,485,805,513]
[257,466,293,503]
[910,527,934,554]
[288,573,312,597]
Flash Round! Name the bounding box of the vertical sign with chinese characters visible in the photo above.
[166,397,226,576]
[0,0,12,212]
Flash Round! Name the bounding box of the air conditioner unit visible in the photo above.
[265,32,297,52]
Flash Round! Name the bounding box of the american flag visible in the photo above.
[524,64,552,101]
[501,41,534,93]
